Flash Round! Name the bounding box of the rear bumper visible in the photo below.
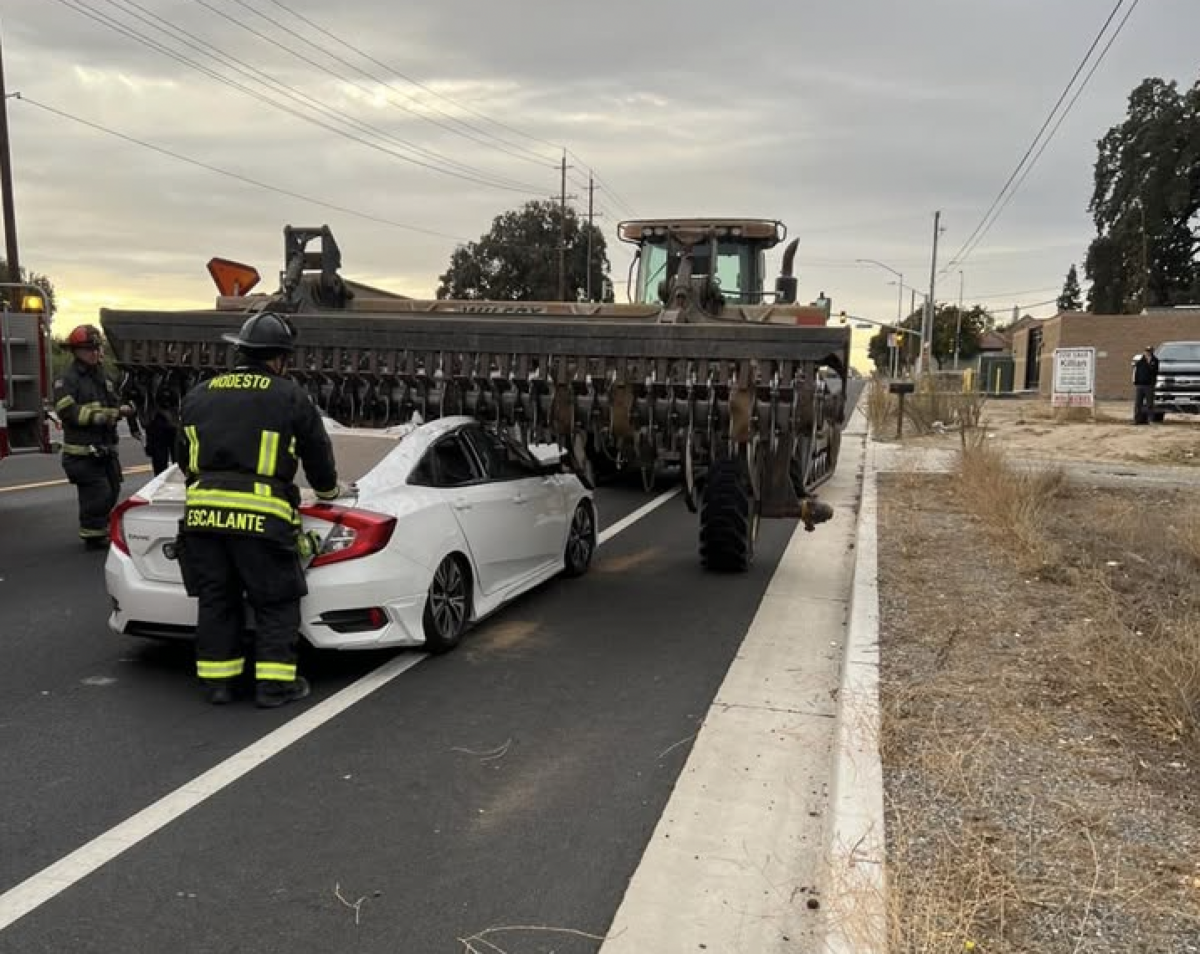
[104,549,430,650]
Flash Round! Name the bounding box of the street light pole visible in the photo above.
[855,258,905,377]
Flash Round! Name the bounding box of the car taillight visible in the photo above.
[300,504,396,568]
[109,496,150,555]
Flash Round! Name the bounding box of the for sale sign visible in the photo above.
[1051,347,1095,408]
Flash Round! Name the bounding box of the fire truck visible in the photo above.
[0,283,54,463]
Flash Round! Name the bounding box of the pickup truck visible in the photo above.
[1146,341,1200,422]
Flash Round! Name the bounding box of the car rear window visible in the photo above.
[157,429,407,489]
[1156,343,1200,361]
[293,432,404,489]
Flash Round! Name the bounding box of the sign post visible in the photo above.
[1051,347,1095,411]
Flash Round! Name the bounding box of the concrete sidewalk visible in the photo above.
[599,408,881,953]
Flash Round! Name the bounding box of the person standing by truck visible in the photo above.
[1132,346,1159,425]
[174,311,343,707]
[53,324,136,549]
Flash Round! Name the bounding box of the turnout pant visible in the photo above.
[177,532,308,685]
[62,452,122,540]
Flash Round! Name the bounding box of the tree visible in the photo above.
[1057,264,1083,311]
[436,200,612,302]
[1085,76,1200,313]
[928,303,988,369]
[0,260,56,315]
[864,301,988,373]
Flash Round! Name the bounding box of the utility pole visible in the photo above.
[586,174,594,302]
[953,269,964,370]
[0,22,21,285]
[917,210,941,376]
[558,150,567,302]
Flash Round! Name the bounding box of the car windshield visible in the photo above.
[1155,343,1200,361]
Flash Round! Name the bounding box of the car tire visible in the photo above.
[422,555,470,654]
[699,458,757,573]
[563,501,597,577]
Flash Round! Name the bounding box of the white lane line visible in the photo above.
[0,485,681,933]
[598,486,681,545]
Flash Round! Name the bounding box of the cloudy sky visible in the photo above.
[4,0,1198,366]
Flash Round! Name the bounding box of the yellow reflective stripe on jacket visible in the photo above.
[197,658,245,679]
[185,487,298,523]
[256,661,297,681]
[288,436,297,457]
[62,443,96,456]
[184,425,200,474]
[55,395,76,412]
[76,401,107,426]
[257,430,280,478]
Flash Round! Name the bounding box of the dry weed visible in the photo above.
[879,464,1200,952]
[955,444,1067,568]
[866,379,897,437]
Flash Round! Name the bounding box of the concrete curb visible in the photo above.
[822,426,888,953]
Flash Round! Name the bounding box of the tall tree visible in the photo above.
[437,200,612,302]
[1057,264,1083,311]
[1085,76,1200,313]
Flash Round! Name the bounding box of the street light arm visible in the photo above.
[855,258,903,281]
[838,312,925,339]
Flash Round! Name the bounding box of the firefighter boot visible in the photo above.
[204,680,236,705]
[255,677,310,709]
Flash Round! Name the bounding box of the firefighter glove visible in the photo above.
[296,529,324,560]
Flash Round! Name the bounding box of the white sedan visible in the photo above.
[104,417,597,653]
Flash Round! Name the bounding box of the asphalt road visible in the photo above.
[0,436,827,953]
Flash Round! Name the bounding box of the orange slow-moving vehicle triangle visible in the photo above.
[206,257,261,296]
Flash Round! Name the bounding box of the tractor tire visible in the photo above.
[699,459,757,573]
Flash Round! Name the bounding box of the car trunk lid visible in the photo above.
[120,431,403,584]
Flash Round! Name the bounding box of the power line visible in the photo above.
[952,0,1143,267]
[119,0,546,192]
[215,0,559,170]
[972,285,1062,301]
[16,94,467,241]
[54,0,548,195]
[254,0,565,160]
[226,0,639,226]
[944,0,1134,272]
[567,153,639,218]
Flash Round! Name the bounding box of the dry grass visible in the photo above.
[865,377,989,439]
[955,443,1067,570]
[877,455,1200,953]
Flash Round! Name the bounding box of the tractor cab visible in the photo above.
[618,218,789,314]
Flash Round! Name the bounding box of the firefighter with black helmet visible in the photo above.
[53,324,136,549]
[175,311,343,707]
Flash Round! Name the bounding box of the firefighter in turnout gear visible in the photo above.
[54,324,136,549]
[175,312,342,707]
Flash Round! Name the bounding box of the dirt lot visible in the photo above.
[873,405,1200,953]
[896,396,1200,467]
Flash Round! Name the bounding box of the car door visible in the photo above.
[417,431,528,596]
[461,426,567,579]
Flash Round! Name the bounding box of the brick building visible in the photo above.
[1010,308,1200,399]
